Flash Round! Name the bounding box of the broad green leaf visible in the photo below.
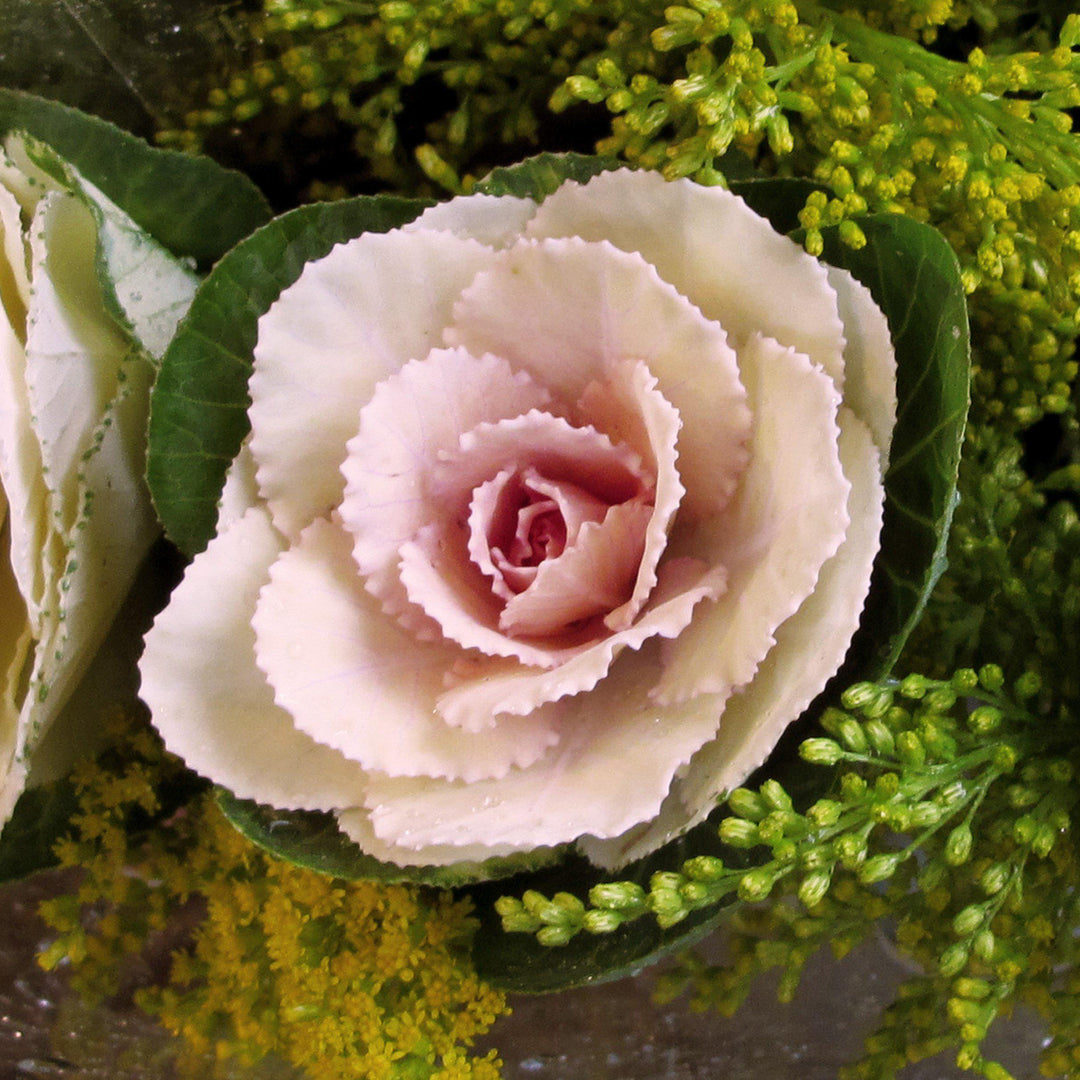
[0,89,270,267]
[217,791,562,888]
[818,215,970,678]
[147,195,430,556]
[475,152,621,199]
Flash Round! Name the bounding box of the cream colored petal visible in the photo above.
[0,183,29,336]
[587,360,686,631]
[403,192,537,246]
[252,516,561,783]
[18,192,158,759]
[435,557,725,729]
[0,251,45,622]
[676,412,883,814]
[398,524,572,668]
[249,229,496,539]
[336,805,546,866]
[654,334,850,704]
[584,411,884,867]
[447,237,750,518]
[25,193,128,530]
[139,507,369,810]
[218,440,260,533]
[358,642,730,854]
[526,169,846,385]
[338,346,551,623]
[827,267,897,464]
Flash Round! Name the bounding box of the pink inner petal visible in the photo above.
[499,500,653,637]
[430,409,651,517]
[338,347,551,631]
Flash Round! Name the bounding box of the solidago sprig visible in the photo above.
[37,714,508,1080]
[499,666,1080,1078]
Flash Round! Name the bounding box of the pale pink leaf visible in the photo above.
[138,507,369,810]
[252,516,561,781]
[447,237,750,518]
[249,230,496,539]
[526,169,846,386]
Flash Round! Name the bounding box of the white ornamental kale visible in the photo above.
[0,134,197,824]
[140,169,896,871]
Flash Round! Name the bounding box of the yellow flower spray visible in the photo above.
[37,712,508,1080]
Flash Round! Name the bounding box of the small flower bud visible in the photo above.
[952,904,985,936]
[737,867,777,902]
[648,888,688,926]
[896,731,926,768]
[979,862,1010,895]
[837,718,868,753]
[977,664,1005,692]
[589,882,647,911]
[953,976,991,1000]
[807,799,842,827]
[583,909,625,935]
[967,705,1002,734]
[800,737,844,765]
[727,787,768,821]
[939,943,970,977]
[859,853,901,885]
[973,929,995,961]
[760,779,793,812]
[537,925,574,947]
[945,824,973,865]
[899,673,931,699]
[798,870,831,908]
[683,856,725,882]
[720,817,761,848]
[863,719,895,756]
[950,668,978,693]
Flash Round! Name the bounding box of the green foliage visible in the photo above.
[508,668,1080,1078]
[0,88,270,267]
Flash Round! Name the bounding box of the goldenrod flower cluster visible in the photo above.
[37,716,508,1080]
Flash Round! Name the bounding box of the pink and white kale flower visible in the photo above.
[139,168,896,871]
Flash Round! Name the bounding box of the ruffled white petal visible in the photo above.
[583,410,884,867]
[403,192,537,246]
[19,191,159,756]
[357,642,732,853]
[674,411,883,817]
[249,230,497,539]
[526,169,847,386]
[435,557,725,728]
[338,347,551,625]
[447,236,750,518]
[827,267,897,463]
[584,360,685,631]
[654,334,850,704]
[336,804,544,866]
[252,516,561,782]
[139,507,368,810]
